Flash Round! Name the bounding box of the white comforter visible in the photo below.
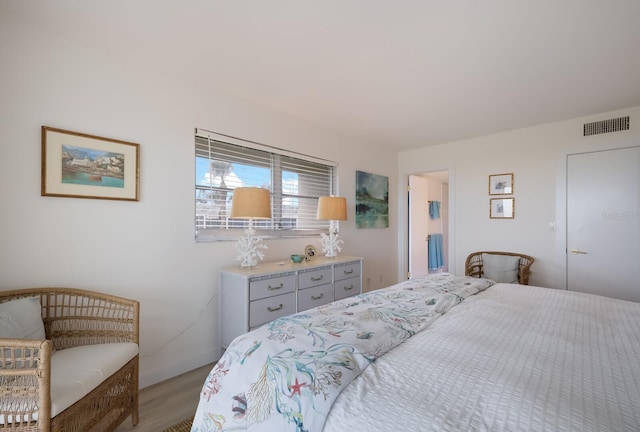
[324,283,640,432]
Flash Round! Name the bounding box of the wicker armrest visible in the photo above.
[0,338,52,430]
[466,263,483,278]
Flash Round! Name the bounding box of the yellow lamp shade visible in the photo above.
[230,187,272,219]
[316,196,347,221]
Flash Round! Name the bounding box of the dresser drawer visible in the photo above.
[298,266,332,290]
[250,292,296,328]
[298,283,333,311]
[220,257,363,347]
[334,261,361,281]
[249,274,295,301]
[334,276,360,301]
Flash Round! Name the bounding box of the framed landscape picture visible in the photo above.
[41,126,140,201]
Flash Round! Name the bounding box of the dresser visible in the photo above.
[219,255,362,348]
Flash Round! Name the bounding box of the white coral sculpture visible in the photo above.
[236,223,268,268]
[320,230,343,258]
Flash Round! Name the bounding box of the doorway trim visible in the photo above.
[397,167,456,282]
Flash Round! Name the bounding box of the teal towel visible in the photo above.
[429,201,441,219]
[428,233,444,270]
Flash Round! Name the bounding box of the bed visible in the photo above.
[192,274,640,431]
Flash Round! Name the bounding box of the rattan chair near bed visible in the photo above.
[465,251,535,285]
[0,288,139,432]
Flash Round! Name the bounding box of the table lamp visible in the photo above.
[230,187,272,267]
[316,196,347,258]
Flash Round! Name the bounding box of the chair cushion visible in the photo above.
[50,343,138,417]
[482,253,520,284]
[0,297,45,339]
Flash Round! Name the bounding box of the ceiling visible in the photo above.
[4,1,640,151]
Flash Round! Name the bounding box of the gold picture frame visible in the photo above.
[490,197,515,219]
[42,126,140,201]
[488,173,514,195]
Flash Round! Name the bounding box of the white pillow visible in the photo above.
[482,253,520,284]
[0,297,46,339]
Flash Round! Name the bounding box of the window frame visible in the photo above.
[195,128,338,242]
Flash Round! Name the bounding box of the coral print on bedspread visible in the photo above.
[191,274,494,432]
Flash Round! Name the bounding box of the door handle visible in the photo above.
[570,248,588,255]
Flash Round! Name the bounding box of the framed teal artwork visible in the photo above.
[355,170,389,229]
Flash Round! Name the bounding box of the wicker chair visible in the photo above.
[0,288,139,432]
[465,251,535,285]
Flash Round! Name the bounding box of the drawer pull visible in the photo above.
[311,293,324,300]
[343,285,354,291]
[343,269,354,275]
[310,275,324,281]
[267,304,284,312]
[268,283,284,291]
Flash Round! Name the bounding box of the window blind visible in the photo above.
[195,129,337,241]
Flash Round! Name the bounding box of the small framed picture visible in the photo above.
[42,126,140,201]
[489,173,514,195]
[490,198,515,219]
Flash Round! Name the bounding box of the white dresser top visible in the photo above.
[221,255,362,277]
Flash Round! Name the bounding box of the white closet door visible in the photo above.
[567,146,640,302]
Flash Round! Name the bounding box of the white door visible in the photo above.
[441,182,449,271]
[567,146,640,302]
[409,175,429,278]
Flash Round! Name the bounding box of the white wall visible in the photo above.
[398,106,640,289]
[0,13,398,387]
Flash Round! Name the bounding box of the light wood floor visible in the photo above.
[114,363,214,432]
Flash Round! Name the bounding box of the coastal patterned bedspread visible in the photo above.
[191,274,494,432]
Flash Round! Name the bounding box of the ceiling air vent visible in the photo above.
[583,116,630,136]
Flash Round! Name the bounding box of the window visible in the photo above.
[195,129,337,241]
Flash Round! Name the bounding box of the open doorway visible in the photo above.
[408,171,449,278]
